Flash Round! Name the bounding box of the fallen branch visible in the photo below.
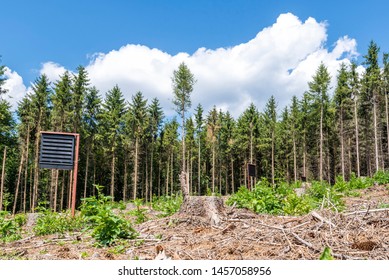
[344,208,389,216]
[311,211,336,227]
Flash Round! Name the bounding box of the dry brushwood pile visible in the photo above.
[1,186,388,260]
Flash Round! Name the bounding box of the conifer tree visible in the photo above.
[128,91,148,200]
[101,85,126,200]
[308,63,331,181]
[172,62,195,177]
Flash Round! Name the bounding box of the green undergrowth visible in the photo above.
[151,193,183,217]
[80,185,138,246]
[33,205,83,236]
[227,171,389,216]
[0,211,26,242]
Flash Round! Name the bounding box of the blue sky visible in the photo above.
[1,0,389,116]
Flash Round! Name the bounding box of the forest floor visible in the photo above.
[1,185,388,260]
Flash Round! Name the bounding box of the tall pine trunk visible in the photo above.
[212,141,215,193]
[123,151,128,202]
[373,94,379,172]
[386,93,389,167]
[354,96,360,177]
[198,138,201,195]
[13,147,25,214]
[32,128,41,212]
[0,147,7,211]
[111,150,115,201]
[133,137,139,200]
[84,148,90,199]
[319,104,324,181]
[271,130,275,185]
[340,107,345,180]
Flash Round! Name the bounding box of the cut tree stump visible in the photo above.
[178,171,225,226]
[179,195,226,226]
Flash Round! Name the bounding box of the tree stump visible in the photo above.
[179,171,225,226]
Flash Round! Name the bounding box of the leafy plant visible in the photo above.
[319,246,334,260]
[80,184,137,246]
[282,193,313,215]
[152,193,183,217]
[128,198,148,224]
[373,170,389,185]
[0,212,22,242]
[33,207,82,236]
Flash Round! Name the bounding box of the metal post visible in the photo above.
[71,134,80,217]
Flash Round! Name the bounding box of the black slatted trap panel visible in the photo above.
[39,133,75,170]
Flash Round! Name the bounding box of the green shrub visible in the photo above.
[0,212,22,242]
[282,193,313,215]
[80,185,137,246]
[226,180,284,215]
[348,173,373,190]
[152,193,183,217]
[308,181,344,211]
[128,198,148,224]
[373,170,389,185]
[33,208,82,236]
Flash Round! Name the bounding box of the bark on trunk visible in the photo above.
[133,137,139,200]
[13,148,25,214]
[0,147,7,211]
[354,96,360,177]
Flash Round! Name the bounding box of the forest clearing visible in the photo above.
[0,181,388,260]
[1,40,389,260]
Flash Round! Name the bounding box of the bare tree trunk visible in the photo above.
[0,146,7,211]
[250,125,254,188]
[348,138,352,179]
[60,170,65,211]
[212,141,215,193]
[354,97,360,177]
[145,148,149,203]
[158,158,161,197]
[165,154,169,196]
[133,137,139,200]
[373,94,379,172]
[32,129,41,212]
[13,148,25,214]
[123,151,128,202]
[29,165,33,212]
[68,170,73,209]
[231,158,234,193]
[170,153,174,195]
[271,130,275,185]
[293,133,297,182]
[149,144,154,203]
[53,170,58,212]
[198,138,201,195]
[50,169,55,209]
[23,126,30,213]
[84,149,90,199]
[23,157,28,213]
[319,105,324,181]
[386,93,389,167]
[110,149,115,201]
[340,108,345,180]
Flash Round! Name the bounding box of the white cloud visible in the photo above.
[4,12,359,118]
[2,67,27,109]
[40,61,68,84]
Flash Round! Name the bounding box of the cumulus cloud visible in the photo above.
[40,61,68,83]
[4,13,359,117]
[2,67,27,109]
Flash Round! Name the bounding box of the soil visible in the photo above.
[1,185,388,260]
